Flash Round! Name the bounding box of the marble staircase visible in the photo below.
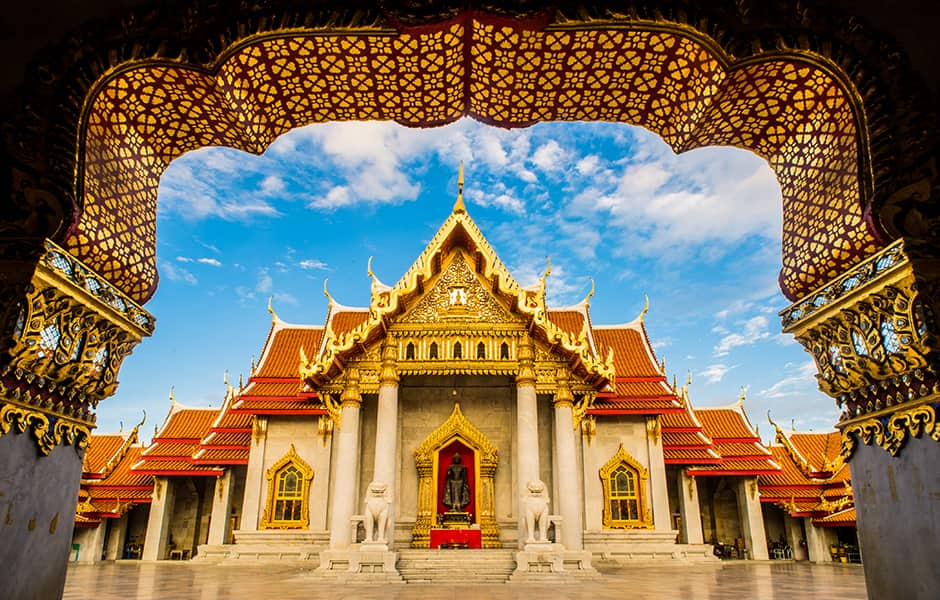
[196,530,328,561]
[396,549,517,584]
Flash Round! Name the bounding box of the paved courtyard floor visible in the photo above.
[65,560,867,600]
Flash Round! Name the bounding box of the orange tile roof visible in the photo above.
[662,410,702,430]
[697,407,760,440]
[232,398,325,413]
[213,409,253,430]
[547,310,585,339]
[159,408,219,440]
[591,397,681,412]
[790,432,842,472]
[202,431,251,447]
[760,447,821,488]
[239,381,303,398]
[662,431,711,447]
[687,459,782,475]
[192,448,250,464]
[255,325,325,379]
[712,441,772,458]
[813,508,856,527]
[77,445,154,524]
[141,442,200,458]
[91,446,152,489]
[330,310,370,338]
[613,380,676,398]
[130,459,224,475]
[664,447,721,463]
[592,325,661,378]
[82,434,127,476]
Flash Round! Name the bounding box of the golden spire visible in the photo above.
[169,386,176,409]
[267,296,278,324]
[452,162,466,214]
[583,277,595,308]
[539,256,551,292]
[737,386,747,409]
[638,294,650,323]
[323,278,334,308]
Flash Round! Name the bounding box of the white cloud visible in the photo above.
[197,258,222,267]
[759,361,818,399]
[700,363,735,384]
[298,259,329,271]
[256,269,273,295]
[159,261,197,285]
[714,316,771,357]
[260,175,286,195]
[531,140,566,173]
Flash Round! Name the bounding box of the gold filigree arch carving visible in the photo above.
[260,444,314,530]
[599,443,653,529]
[412,402,500,548]
[54,12,885,304]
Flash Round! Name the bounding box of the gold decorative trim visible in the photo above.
[0,402,91,456]
[411,403,500,548]
[840,401,940,459]
[260,444,314,530]
[599,443,653,530]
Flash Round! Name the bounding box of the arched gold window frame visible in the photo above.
[261,444,314,530]
[600,443,653,529]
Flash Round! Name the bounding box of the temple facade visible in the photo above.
[71,192,860,577]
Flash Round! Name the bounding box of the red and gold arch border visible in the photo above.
[68,14,880,303]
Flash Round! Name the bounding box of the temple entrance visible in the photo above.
[412,403,500,549]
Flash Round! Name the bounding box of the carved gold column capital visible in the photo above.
[341,367,362,409]
[379,343,399,386]
[781,238,940,460]
[515,337,536,386]
[646,415,662,444]
[553,367,574,408]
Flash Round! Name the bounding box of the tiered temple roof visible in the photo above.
[131,397,223,477]
[75,421,153,527]
[759,424,854,526]
[686,398,781,477]
[192,386,253,465]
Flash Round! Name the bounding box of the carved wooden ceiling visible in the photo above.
[67,15,879,303]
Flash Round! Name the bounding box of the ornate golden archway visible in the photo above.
[412,402,500,548]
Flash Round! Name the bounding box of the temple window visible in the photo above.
[500,342,510,360]
[599,444,653,529]
[454,342,462,359]
[262,445,314,529]
[406,342,415,360]
[477,342,486,359]
[429,342,439,360]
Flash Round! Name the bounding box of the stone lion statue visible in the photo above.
[364,481,390,543]
[522,479,551,543]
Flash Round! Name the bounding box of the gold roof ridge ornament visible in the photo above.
[638,294,650,324]
[768,410,815,477]
[452,162,466,214]
[267,296,279,325]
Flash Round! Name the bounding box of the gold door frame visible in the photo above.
[412,403,500,548]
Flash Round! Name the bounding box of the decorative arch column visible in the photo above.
[412,403,500,548]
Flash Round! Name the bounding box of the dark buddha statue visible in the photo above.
[442,452,470,512]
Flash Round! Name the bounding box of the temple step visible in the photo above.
[396,549,517,584]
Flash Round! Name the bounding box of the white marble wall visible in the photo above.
[581,416,650,532]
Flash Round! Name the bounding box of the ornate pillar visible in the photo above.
[735,477,768,560]
[142,477,175,561]
[552,368,582,550]
[327,368,362,548]
[0,240,151,597]
[206,468,236,545]
[782,237,940,596]
[371,343,399,545]
[104,513,129,560]
[677,471,704,545]
[515,337,540,545]
[645,415,671,531]
[240,416,268,531]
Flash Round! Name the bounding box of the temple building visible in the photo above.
[71,186,858,577]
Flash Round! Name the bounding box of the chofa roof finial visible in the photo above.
[453,162,466,214]
[267,296,279,324]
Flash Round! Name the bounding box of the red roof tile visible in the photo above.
[790,432,842,472]
[664,447,721,463]
[331,310,370,337]
[548,310,585,339]
[255,325,325,379]
[82,434,127,476]
[232,399,325,413]
[697,407,760,440]
[239,381,302,398]
[592,325,661,378]
[813,508,856,527]
[159,408,218,440]
[192,448,250,464]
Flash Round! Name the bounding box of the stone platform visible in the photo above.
[397,549,516,583]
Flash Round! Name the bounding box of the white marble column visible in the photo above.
[104,513,129,560]
[515,338,540,546]
[240,416,268,531]
[371,344,399,545]
[552,368,583,550]
[76,522,107,563]
[142,477,175,561]
[207,468,236,545]
[677,470,704,544]
[645,416,672,531]
[784,514,807,560]
[328,368,363,548]
[735,477,769,560]
[803,517,836,563]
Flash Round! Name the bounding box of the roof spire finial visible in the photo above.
[453,162,466,214]
[267,296,279,324]
[169,386,176,408]
[583,277,595,308]
[238,373,244,390]
[119,420,123,433]
[323,278,334,308]
[738,386,747,409]
[768,410,786,441]
[638,294,650,323]
[539,256,551,293]
[223,370,230,388]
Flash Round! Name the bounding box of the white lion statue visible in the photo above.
[522,479,551,543]
[364,481,390,543]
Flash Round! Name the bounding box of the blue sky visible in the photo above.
[99,119,835,442]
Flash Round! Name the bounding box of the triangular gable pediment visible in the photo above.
[396,251,521,326]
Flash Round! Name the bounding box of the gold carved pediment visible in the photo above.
[398,251,518,325]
